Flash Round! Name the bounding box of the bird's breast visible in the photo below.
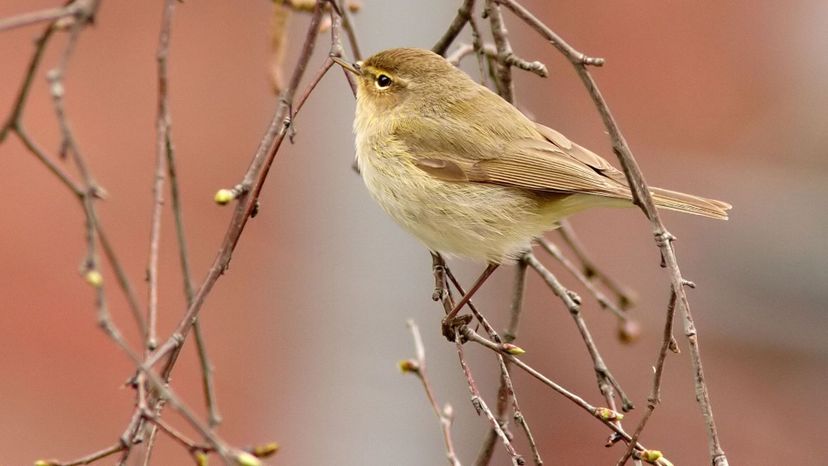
[354,128,553,262]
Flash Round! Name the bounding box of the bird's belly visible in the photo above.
[359,155,554,263]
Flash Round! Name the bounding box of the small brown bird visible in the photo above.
[334,48,730,267]
[334,48,731,327]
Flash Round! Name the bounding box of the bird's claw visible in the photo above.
[441,314,472,341]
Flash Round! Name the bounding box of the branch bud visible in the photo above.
[235,451,262,466]
[442,403,454,419]
[637,449,672,465]
[618,319,641,344]
[397,359,420,374]
[501,343,526,355]
[594,407,623,421]
[251,442,280,458]
[84,269,103,288]
[194,451,209,466]
[214,188,237,205]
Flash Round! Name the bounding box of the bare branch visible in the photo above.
[403,320,461,466]
[485,0,515,102]
[525,253,633,411]
[432,0,475,56]
[617,290,678,465]
[146,0,327,376]
[448,43,547,78]
[536,238,630,325]
[0,0,98,33]
[454,329,524,466]
[496,2,728,463]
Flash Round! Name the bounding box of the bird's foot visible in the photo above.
[441,314,472,341]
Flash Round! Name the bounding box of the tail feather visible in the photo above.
[649,187,731,220]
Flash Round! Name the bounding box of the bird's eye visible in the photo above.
[375,74,392,89]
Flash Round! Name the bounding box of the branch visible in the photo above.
[454,328,524,466]
[146,0,327,377]
[497,1,728,463]
[0,0,97,33]
[485,0,515,102]
[447,42,547,78]
[536,238,635,334]
[556,221,637,310]
[617,290,678,465]
[525,253,633,412]
[402,320,461,466]
[462,327,676,465]
[432,0,475,56]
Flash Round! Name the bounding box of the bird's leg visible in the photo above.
[431,252,449,302]
[441,263,499,339]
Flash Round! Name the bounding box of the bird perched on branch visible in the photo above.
[333,48,730,327]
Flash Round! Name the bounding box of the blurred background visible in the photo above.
[1,1,826,465]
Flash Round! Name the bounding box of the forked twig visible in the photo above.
[403,320,461,466]
[496,1,728,463]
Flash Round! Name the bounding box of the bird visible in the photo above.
[332,48,730,325]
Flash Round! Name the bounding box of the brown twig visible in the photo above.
[525,253,633,411]
[140,2,223,463]
[485,0,515,102]
[336,0,362,60]
[329,4,356,95]
[146,0,326,375]
[146,415,211,454]
[0,0,97,33]
[432,0,475,56]
[497,1,728,464]
[461,327,675,464]
[440,265,540,466]
[474,257,541,466]
[145,2,170,351]
[454,329,524,466]
[557,221,636,310]
[617,290,678,465]
[1,1,276,463]
[404,320,461,466]
[447,42,547,77]
[536,238,629,323]
[38,442,128,466]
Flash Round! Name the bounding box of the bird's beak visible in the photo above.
[331,56,361,75]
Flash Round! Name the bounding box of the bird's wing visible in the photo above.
[414,134,630,198]
[533,122,629,185]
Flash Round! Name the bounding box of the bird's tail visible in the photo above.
[649,187,731,220]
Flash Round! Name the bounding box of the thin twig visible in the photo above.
[617,290,678,465]
[329,3,356,95]
[454,329,524,466]
[525,253,633,411]
[461,327,663,461]
[0,0,96,33]
[497,1,728,463]
[146,0,326,376]
[557,221,636,310]
[447,43,547,78]
[145,12,170,352]
[536,238,628,322]
[0,25,56,141]
[42,442,127,466]
[13,2,238,462]
[474,258,536,466]
[404,320,461,466]
[12,81,146,341]
[496,355,542,466]
[432,0,475,56]
[485,0,515,102]
[147,415,211,453]
[336,0,362,60]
